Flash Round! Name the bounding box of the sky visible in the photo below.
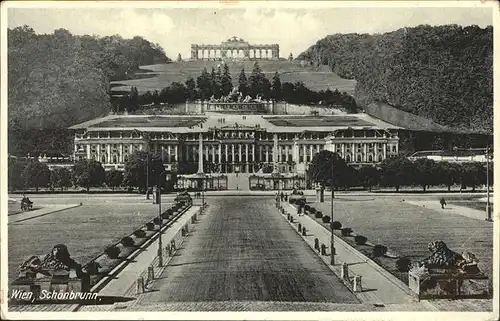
[7,4,493,59]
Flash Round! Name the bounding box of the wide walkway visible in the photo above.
[406,200,493,221]
[282,202,416,305]
[132,196,358,306]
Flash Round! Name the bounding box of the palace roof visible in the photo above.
[69,113,402,133]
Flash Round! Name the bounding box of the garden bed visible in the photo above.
[300,198,493,294]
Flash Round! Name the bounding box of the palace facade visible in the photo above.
[191,36,279,61]
[70,112,400,190]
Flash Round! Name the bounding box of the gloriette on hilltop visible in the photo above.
[191,36,279,61]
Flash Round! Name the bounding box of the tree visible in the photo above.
[437,162,461,191]
[238,69,249,95]
[72,159,105,191]
[211,66,222,98]
[105,169,123,191]
[413,158,437,191]
[380,156,415,192]
[460,162,485,192]
[220,63,232,96]
[22,161,51,192]
[123,151,165,192]
[249,62,271,98]
[177,53,182,62]
[271,72,282,100]
[185,77,197,100]
[196,68,212,100]
[127,86,139,111]
[358,165,380,191]
[50,167,72,191]
[9,157,27,191]
[307,150,350,198]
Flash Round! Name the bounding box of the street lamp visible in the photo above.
[486,146,492,222]
[157,170,170,267]
[329,162,336,265]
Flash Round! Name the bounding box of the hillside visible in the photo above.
[8,26,170,155]
[110,60,356,94]
[298,25,493,133]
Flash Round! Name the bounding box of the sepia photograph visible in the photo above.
[1,1,497,319]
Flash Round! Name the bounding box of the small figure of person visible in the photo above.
[440,197,447,209]
[284,193,288,201]
[280,192,284,201]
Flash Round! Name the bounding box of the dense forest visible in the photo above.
[8,26,169,155]
[298,25,493,133]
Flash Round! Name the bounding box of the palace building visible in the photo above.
[191,36,279,61]
[69,109,401,190]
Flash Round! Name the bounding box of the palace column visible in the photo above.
[245,144,249,172]
[107,144,111,164]
[273,134,279,171]
[231,144,235,166]
[197,133,204,173]
[120,144,124,163]
[86,144,91,160]
[252,144,255,171]
[293,139,299,164]
[265,145,269,163]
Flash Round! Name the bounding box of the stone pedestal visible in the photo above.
[408,268,490,299]
[315,187,324,203]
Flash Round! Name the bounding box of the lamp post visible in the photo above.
[157,170,170,267]
[145,156,150,199]
[329,162,336,265]
[486,146,492,222]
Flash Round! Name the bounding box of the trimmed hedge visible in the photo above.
[161,212,170,219]
[146,222,155,231]
[396,257,412,272]
[309,207,317,214]
[315,211,323,218]
[354,235,367,245]
[85,261,101,275]
[104,246,120,259]
[121,236,135,247]
[331,221,342,230]
[134,229,146,238]
[322,215,331,223]
[153,217,162,225]
[373,245,388,257]
[341,227,353,236]
[304,204,311,211]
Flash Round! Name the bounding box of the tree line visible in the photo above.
[113,62,358,113]
[298,25,493,133]
[9,150,492,193]
[308,150,492,192]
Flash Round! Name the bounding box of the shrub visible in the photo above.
[104,246,120,259]
[304,204,310,211]
[146,222,155,231]
[372,245,388,257]
[121,236,135,247]
[309,208,316,214]
[289,199,296,204]
[331,221,342,230]
[315,211,323,218]
[134,229,146,238]
[396,257,412,272]
[153,217,162,225]
[85,262,101,275]
[341,227,353,236]
[322,215,331,223]
[161,212,170,219]
[354,235,367,245]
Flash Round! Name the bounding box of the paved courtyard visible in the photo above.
[133,196,358,305]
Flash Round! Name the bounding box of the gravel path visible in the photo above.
[137,196,358,304]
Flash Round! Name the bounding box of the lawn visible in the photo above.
[8,200,170,285]
[308,196,493,286]
[110,61,357,94]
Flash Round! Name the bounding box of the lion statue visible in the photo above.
[17,244,83,279]
[415,240,481,274]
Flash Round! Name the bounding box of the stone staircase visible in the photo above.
[226,173,250,190]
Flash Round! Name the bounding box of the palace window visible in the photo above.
[392,146,397,152]
[357,155,362,163]
[101,156,106,163]
[369,155,373,162]
[346,155,351,162]
[113,156,117,163]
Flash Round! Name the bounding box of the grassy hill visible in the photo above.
[110,60,357,94]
